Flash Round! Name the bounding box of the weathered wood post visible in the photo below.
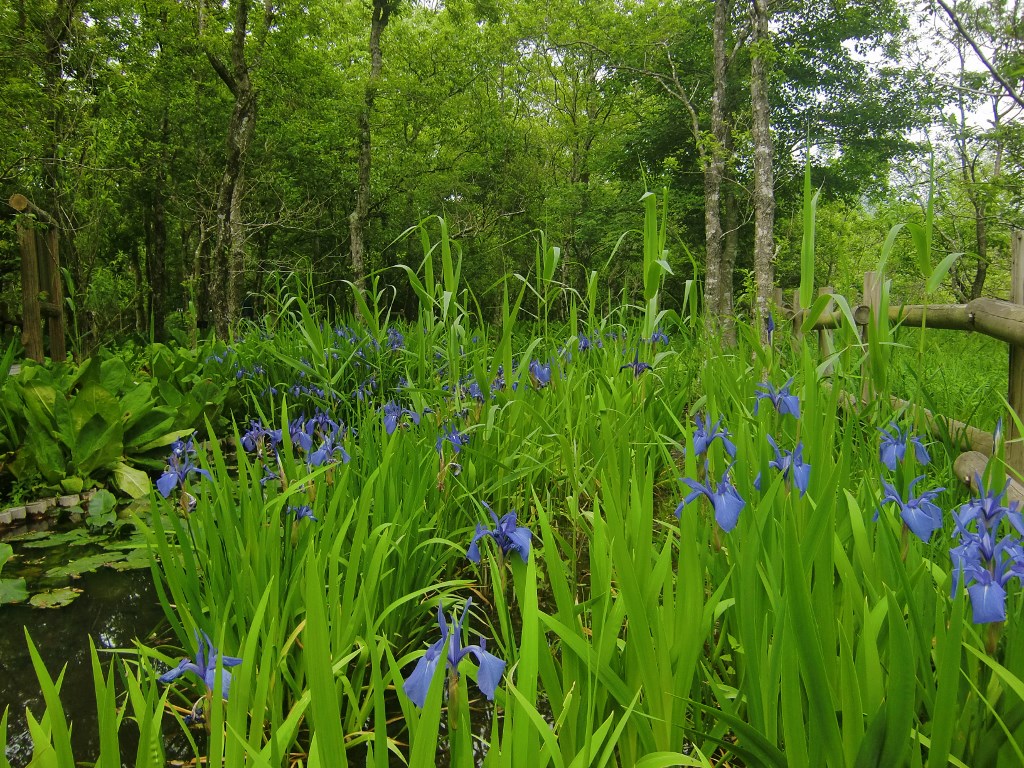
[9,194,66,362]
[1007,231,1024,474]
[817,286,835,376]
[791,289,803,342]
[15,211,44,362]
[862,271,882,402]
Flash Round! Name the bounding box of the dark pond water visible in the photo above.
[0,566,169,767]
[0,513,174,768]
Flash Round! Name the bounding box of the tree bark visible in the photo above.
[722,176,739,345]
[703,0,729,332]
[349,0,396,292]
[749,0,776,343]
[204,0,267,338]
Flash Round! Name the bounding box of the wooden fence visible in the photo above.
[782,230,1024,500]
[8,194,66,363]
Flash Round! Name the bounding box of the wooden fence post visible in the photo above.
[40,227,65,362]
[16,218,44,362]
[862,271,882,401]
[1007,230,1024,474]
[817,286,835,376]
[791,289,803,342]
[9,193,65,363]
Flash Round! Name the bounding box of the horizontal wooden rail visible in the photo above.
[830,384,995,456]
[799,296,1024,348]
[953,451,1024,505]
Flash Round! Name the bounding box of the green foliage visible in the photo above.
[0,346,227,498]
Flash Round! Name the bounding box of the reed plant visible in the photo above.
[4,192,1023,768]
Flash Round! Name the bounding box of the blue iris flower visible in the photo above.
[288,417,314,452]
[387,327,405,350]
[650,328,669,345]
[878,423,931,471]
[754,435,811,496]
[955,542,1024,624]
[288,504,318,522]
[402,599,506,708]
[382,401,421,435]
[620,350,652,378]
[754,378,800,419]
[875,476,945,543]
[158,631,242,700]
[436,424,469,455]
[529,359,552,387]
[691,413,737,459]
[308,433,350,467]
[950,478,1024,623]
[766,313,776,344]
[957,475,1024,536]
[241,421,282,455]
[467,503,532,563]
[676,468,746,532]
[578,333,595,352]
[157,437,212,498]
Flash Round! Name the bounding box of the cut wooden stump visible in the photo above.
[953,450,1024,505]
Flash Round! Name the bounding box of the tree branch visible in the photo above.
[935,0,1024,110]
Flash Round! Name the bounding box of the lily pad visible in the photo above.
[30,586,83,608]
[46,551,126,578]
[0,577,28,604]
[21,529,98,549]
[3,530,49,543]
[106,549,151,571]
[87,489,118,529]
[101,536,148,552]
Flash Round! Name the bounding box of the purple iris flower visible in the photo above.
[754,435,811,496]
[305,410,341,440]
[955,541,1024,624]
[467,503,532,563]
[158,631,242,700]
[879,423,930,471]
[529,359,552,387]
[691,413,737,458]
[875,476,945,543]
[288,504,318,523]
[436,424,469,455]
[241,421,282,455]
[950,478,1024,623]
[766,313,776,344]
[754,378,800,419]
[676,468,746,532]
[308,433,350,467]
[157,438,212,498]
[957,475,1024,536]
[620,350,652,378]
[382,401,421,435]
[288,417,314,452]
[464,379,485,403]
[402,599,506,708]
[650,328,669,345]
[387,327,405,350]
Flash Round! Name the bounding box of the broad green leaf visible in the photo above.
[111,461,152,499]
[925,252,962,294]
[0,578,28,605]
[29,587,83,609]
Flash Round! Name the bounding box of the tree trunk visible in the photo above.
[722,179,739,346]
[145,116,169,341]
[702,0,729,331]
[349,0,395,292]
[205,0,260,338]
[749,0,776,343]
[970,196,988,299]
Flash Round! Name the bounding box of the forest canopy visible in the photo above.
[1,0,1022,350]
